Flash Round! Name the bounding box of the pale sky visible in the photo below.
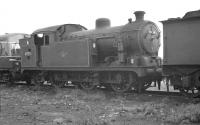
[1,0,200,57]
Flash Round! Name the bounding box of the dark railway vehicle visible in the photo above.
[19,11,162,92]
[0,33,28,83]
[162,10,200,94]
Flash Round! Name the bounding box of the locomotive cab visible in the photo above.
[20,24,89,68]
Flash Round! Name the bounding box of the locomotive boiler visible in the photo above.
[19,11,162,92]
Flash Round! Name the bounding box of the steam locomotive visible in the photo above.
[1,10,200,94]
[18,11,162,92]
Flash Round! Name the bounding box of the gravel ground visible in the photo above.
[0,84,200,125]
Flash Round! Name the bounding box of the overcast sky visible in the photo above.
[1,0,200,56]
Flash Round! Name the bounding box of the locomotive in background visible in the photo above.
[0,33,28,83]
[19,11,162,92]
[162,10,200,94]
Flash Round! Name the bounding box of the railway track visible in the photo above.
[1,81,199,99]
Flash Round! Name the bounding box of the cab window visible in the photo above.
[44,35,49,45]
[34,34,44,46]
[34,34,49,46]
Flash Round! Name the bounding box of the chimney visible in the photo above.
[134,11,145,22]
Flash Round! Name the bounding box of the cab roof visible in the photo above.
[32,24,87,34]
[33,25,62,34]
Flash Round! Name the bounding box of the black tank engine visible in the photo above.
[18,11,162,92]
